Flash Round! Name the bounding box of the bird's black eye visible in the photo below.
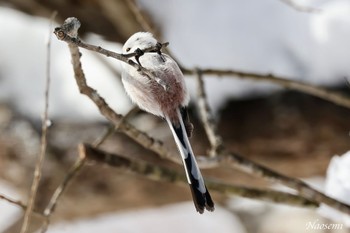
[126,47,131,52]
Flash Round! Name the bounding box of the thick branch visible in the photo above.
[218,150,350,215]
[80,143,318,208]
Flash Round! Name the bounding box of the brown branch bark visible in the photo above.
[80,143,318,209]
[195,69,223,157]
[20,12,56,233]
[183,68,350,109]
[217,150,350,215]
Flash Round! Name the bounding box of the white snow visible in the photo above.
[318,151,350,227]
[44,202,246,233]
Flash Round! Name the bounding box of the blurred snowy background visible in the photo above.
[1,0,350,232]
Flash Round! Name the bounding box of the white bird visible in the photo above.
[121,32,214,214]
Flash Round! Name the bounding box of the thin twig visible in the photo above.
[184,68,350,110]
[125,0,156,35]
[195,68,222,157]
[92,125,116,148]
[1,193,27,210]
[43,159,86,216]
[92,106,139,147]
[40,157,86,233]
[20,11,56,233]
[0,194,44,218]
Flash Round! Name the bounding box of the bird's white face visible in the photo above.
[122,32,158,53]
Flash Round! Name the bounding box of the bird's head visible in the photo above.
[123,32,158,53]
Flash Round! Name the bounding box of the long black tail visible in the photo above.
[166,108,214,214]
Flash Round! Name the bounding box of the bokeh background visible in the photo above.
[0,0,350,232]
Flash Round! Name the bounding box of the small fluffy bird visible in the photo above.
[121,32,214,213]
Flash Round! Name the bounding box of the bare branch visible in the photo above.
[40,157,85,233]
[125,0,156,36]
[20,11,56,233]
[217,150,350,215]
[0,194,43,218]
[80,143,318,208]
[0,193,27,210]
[195,68,222,157]
[92,106,139,147]
[184,68,350,110]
